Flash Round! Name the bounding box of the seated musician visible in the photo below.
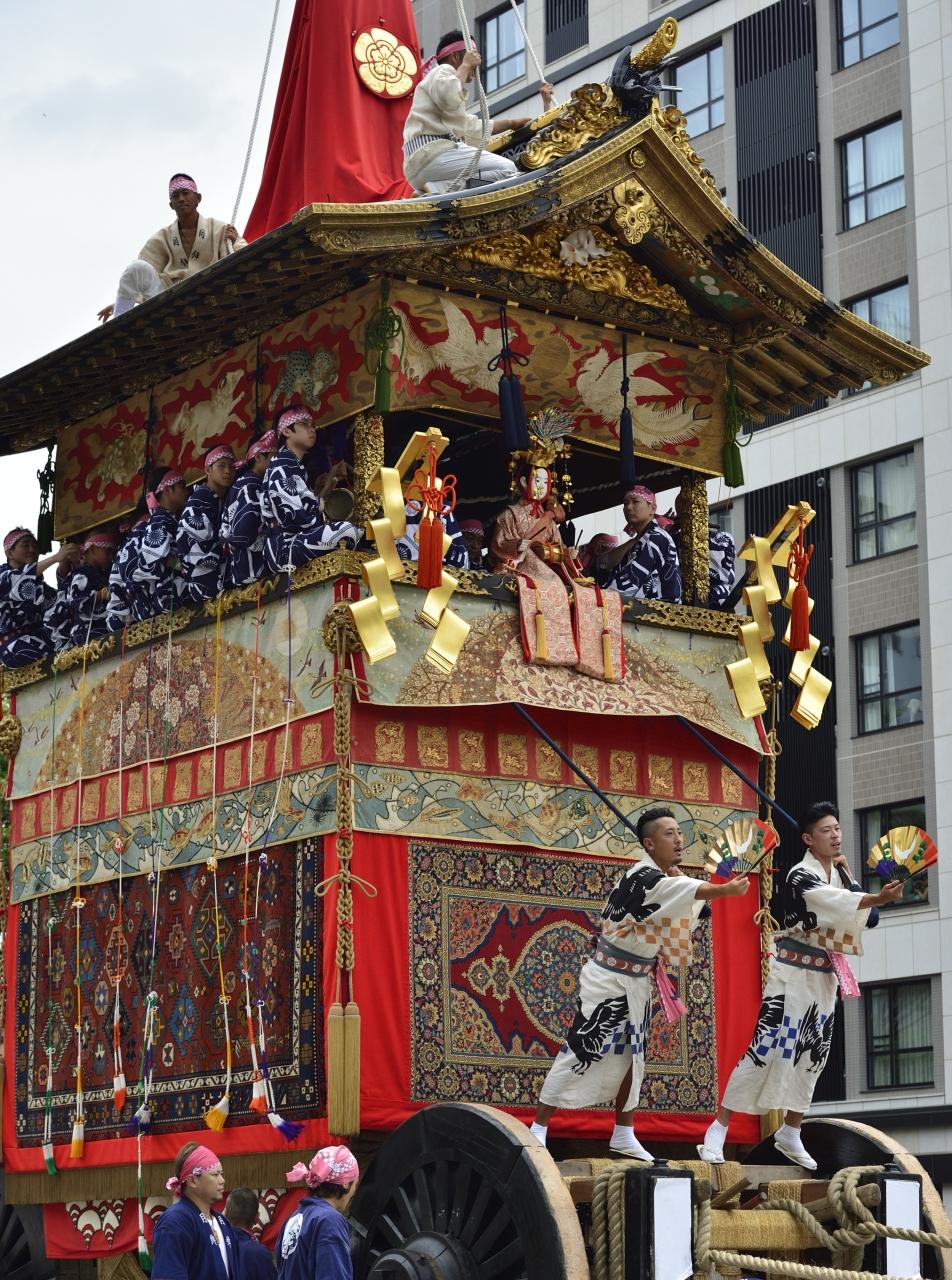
[98,175,245,321]
[175,446,237,603]
[0,529,80,667]
[220,431,278,588]
[122,467,188,622]
[403,31,550,194]
[59,532,115,649]
[261,407,360,574]
[105,509,147,634]
[458,519,488,571]
[595,485,682,603]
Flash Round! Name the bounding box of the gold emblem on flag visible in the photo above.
[353,28,418,99]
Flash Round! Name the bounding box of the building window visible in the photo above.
[480,3,526,93]
[855,624,922,734]
[859,800,929,906]
[664,45,724,135]
[851,448,916,560]
[709,503,733,535]
[842,119,904,228]
[865,980,933,1089]
[838,0,899,70]
[544,0,588,64]
[848,281,911,344]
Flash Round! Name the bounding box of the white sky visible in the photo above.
[0,0,296,540]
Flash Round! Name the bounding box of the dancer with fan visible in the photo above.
[698,802,904,1171]
[529,807,750,1162]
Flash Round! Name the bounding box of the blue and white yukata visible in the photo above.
[124,508,181,622]
[63,564,111,648]
[151,1195,240,1280]
[598,518,682,602]
[261,445,359,574]
[721,851,872,1115]
[0,562,57,667]
[220,471,269,587]
[105,527,145,634]
[708,528,736,608]
[175,484,226,604]
[276,1195,352,1280]
[538,861,703,1111]
[396,504,469,571]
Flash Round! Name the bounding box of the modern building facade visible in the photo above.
[412,0,952,1204]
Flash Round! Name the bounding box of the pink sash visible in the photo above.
[654,957,688,1022]
[827,950,860,998]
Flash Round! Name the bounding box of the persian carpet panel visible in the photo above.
[13,839,323,1145]
[408,839,716,1113]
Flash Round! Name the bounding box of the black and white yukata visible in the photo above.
[175,484,226,603]
[598,518,683,602]
[105,528,145,633]
[261,445,359,574]
[720,851,872,1116]
[539,861,703,1111]
[56,564,111,649]
[123,508,181,622]
[220,470,269,587]
[0,562,57,667]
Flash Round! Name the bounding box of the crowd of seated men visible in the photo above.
[0,411,736,670]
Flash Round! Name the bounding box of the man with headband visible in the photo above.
[99,174,245,322]
[220,431,278,588]
[261,407,360,573]
[175,444,237,603]
[276,1145,359,1279]
[403,30,553,194]
[152,1142,239,1280]
[53,531,115,651]
[595,485,683,602]
[0,529,79,668]
[120,466,188,622]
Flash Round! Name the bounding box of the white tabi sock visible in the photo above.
[529,1122,548,1146]
[705,1119,727,1147]
[610,1125,654,1161]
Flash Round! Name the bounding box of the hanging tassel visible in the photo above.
[722,358,748,488]
[267,1109,305,1141]
[619,334,636,490]
[326,1000,347,1135]
[786,520,814,652]
[828,950,860,998]
[36,444,55,554]
[113,1072,127,1113]
[70,1116,85,1159]
[489,306,530,454]
[362,277,403,414]
[127,1101,151,1135]
[42,1141,57,1176]
[204,1093,230,1132]
[138,1233,153,1274]
[249,1072,269,1115]
[534,589,548,661]
[337,1003,360,1136]
[416,512,444,590]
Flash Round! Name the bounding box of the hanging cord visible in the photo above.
[445,0,492,193]
[507,0,559,106]
[231,0,283,225]
[41,672,61,1175]
[111,631,129,1112]
[69,629,95,1159]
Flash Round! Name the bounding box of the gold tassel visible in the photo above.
[534,590,547,661]
[326,1001,346,1135]
[204,1094,229,1132]
[601,630,614,682]
[341,1001,362,1138]
[70,1118,84,1159]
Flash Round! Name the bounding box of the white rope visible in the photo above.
[508,0,559,107]
[231,0,283,225]
[445,0,492,193]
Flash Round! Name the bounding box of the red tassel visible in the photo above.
[416,514,444,590]
[789,580,811,651]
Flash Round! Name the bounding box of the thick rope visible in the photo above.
[590,1165,629,1280]
[444,0,492,193]
[231,0,282,225]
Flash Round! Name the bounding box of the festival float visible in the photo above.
[0,8,947,1280]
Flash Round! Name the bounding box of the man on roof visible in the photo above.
[98,175,245,322]
[403,30,553,194]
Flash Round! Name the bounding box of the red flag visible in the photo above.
[245,0,419,238]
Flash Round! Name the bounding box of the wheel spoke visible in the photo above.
[412,1165,435,1230]
[449,1161,473,1236]
[393,1182,421,1236]
[432,1159,451,1232]
[458,1179,494,1246]
[479,1239,530,1280]
[377,1208,410,1248]
[471,1201,515,1262]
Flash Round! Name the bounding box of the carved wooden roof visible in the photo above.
[0,69,927,457]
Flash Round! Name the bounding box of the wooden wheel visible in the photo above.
[0,1201,60,1280]
[744,1118,952,1280]
[349,1104,588,1280]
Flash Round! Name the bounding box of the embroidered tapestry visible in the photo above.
[13,839,324,1146]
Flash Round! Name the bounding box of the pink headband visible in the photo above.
[287,1145,358,1189]
[422,37,475,75]
[458,520,484,534]
[146,471,185,512]
[4,527,32,555]
[82,532,115,552]
[204,445,236,468]
[165,1145,222,1196]
[625,485,656,506]
[169,176,198,195]
[243,430,278,464]
[277,407,313,435]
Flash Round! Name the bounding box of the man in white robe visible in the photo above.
[99,174,245,320]
[698,801,903,1170]
[529,807,750,1162]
